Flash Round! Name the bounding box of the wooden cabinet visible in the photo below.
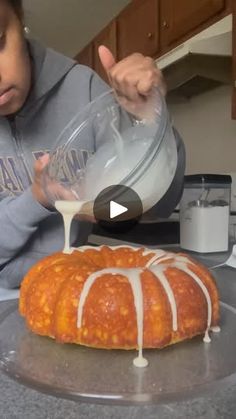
[73,0,235,116]
[74,43,93,68]
[117,0,160,60]
[93,21,117,83]
[232,0,236,119]
[160,0,228,49]
[75,0,231,64]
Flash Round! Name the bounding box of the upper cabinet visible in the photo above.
[160,0,228,49]
[117,0,160,59]
[74,0,234,117]
[75,0,231,74]
[93,21,117,83]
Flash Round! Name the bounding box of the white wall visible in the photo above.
[168,85,236,174]
[23,0,130,57]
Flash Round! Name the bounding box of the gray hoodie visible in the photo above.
[0,40,185,289]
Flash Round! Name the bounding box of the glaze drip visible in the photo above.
[150,266,178,331]
[55,200,86,254]
[77,268,148,368]
[174,262,213,342]
[75,248,218,365]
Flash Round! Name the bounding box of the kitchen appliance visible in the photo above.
[180,174,232,253]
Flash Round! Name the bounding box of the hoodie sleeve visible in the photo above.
[0,187,51,267]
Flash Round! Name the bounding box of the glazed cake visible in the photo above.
[19,245,219,362]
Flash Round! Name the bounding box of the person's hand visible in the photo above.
[31,154,51,207]
[32,154,77,207]
[32,153,83,207]
[98,46,166,119]
[31,154,96,222]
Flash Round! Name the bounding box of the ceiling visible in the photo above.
[23,0,130,58]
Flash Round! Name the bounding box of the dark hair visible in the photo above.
[9,0,23,19]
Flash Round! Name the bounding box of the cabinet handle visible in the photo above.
[162,20,169,29]
[147,32,153,39]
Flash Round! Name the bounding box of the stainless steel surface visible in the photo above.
[0,301,235,405]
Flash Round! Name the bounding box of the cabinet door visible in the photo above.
[117,0,160,60]
[160,0,227,48]
[93,21,117,83]
[233,0,236,119]
[74,43,93,68]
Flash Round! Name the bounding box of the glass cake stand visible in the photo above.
[0,301,235,405]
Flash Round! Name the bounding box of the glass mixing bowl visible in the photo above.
[43,88,177,216]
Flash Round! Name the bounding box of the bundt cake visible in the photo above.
[19,245,220,367]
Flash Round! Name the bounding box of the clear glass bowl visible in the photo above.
[43,88,177,214]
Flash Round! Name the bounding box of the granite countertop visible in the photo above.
[1,248,236,419]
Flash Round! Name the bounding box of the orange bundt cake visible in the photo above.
[19,246,219,366]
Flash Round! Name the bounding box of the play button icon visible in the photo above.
[93,185,143,232]
[110,201,128,219]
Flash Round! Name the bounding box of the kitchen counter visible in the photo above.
[1,248,236,419]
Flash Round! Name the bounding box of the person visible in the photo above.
[0,0,185,288]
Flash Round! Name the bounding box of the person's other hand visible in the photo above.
[32,154,77,207]
[98,46,166,118]
[31,154,96,222]
[32,153,51,207]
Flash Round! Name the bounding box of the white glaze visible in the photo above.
[211,326,221,333]
[145,252,169,268]
[55,200,86,254]
[146,253,195,268]
[142,248,165,257]
[203,329,211,343]
[133,355,149,368]
[77,270,104,329]
[172,255,194,265]
[55,200,86,215]
[74,245,141,253]
[150,266,178,331]
[127,269,148,368]
[61,213,74,254]
[110,116,125,160]
[175,263,212,341]
[75,245,167,267]
[77,267,148,368]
